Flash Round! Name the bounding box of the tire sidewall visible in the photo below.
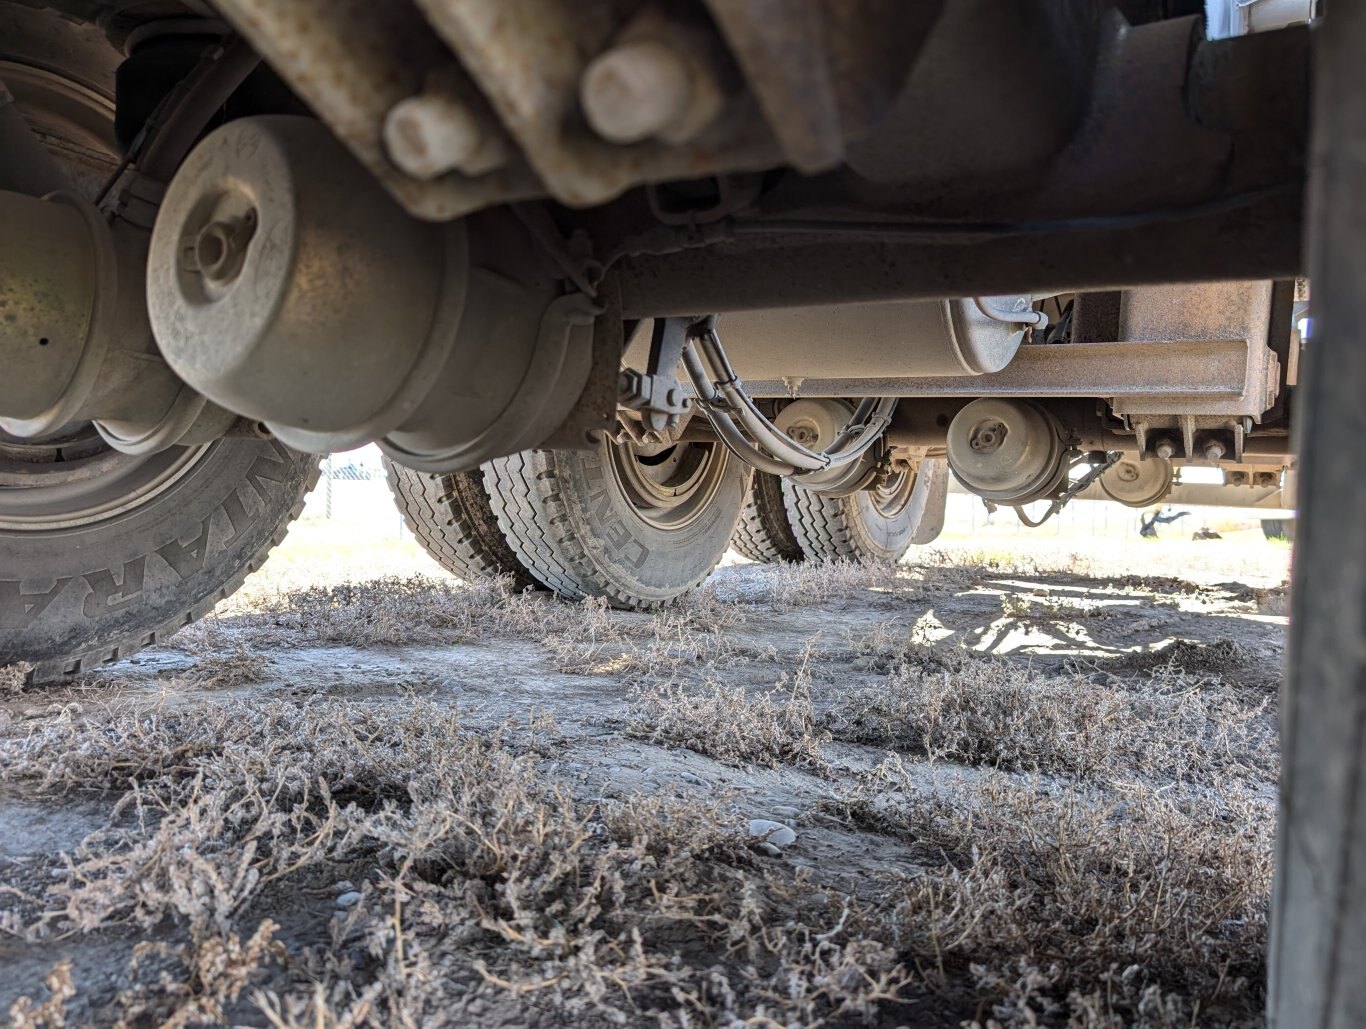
[555,442,748,603]
[1,438,315,676]
[848,457,947,560]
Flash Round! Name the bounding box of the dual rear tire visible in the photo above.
[732,460,948,565]
[386,438,748,608]
[386,445,947,607]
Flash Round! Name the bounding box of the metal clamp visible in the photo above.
[617,316,694,431]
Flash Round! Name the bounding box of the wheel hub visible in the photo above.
[870,467,917,518]
[608,440,727,530]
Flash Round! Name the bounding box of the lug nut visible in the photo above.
[1153,437,1177,459]
[580,39,721,145]
[1203,440,1226,461]
[383,89,507,180]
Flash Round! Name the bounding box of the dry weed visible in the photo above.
[763,560,913,609]
[1,661,32,694]
[830,650,1276,785]
[625,643,829,771]
[881,774,1271,1026]
[0,698,915,1026]
[185,644,269,689]
[172,575,607,651]
[8,960,75,1028]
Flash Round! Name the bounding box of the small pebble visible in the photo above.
[756,842,782,857]
[770,805,802,819]
[335,890,362,910]
[678,771,707,786]
[334,880,355,892]
[747,819,797,850]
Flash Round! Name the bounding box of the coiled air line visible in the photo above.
[679,315,897,493]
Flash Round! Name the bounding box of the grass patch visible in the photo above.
[624,642,829,771]
[1,699,915,1026]
[828,651,1276,785]
[832,762,1271,1026]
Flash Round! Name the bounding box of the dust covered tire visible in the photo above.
[485,440,747,609]
[383,458,540,591]
[781,458,949,563]
[0,438,317,683]
[732,471,805,564]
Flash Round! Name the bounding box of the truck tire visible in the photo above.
[485,440,747,609]
[1268,6,1366,1024]
[383,458,539,591]
[0,435,317,683]
[731,471,805,564]
[781,458,949,563]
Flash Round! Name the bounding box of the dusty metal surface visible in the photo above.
[636,297,1031,382]
[209,0,543,220]
[414,0,784,208]
[1074,477,1293,510]
[204,0,946,219]
[701,0,939,172]
[1109,281,1280,460]
[733,338,1269,402]
[611,198,1304,316]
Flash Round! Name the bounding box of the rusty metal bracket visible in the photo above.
[618,316,693,432]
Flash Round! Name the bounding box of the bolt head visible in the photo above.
[581,40,693,144]
[384,93,501,180]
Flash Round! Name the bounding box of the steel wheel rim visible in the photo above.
[608,440,727,530]
[0,425,210,530]
[0,62,211,532]
[870,468,916,518]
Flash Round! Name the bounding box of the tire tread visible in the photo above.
[383,459,539,591]
[731,471,806,563]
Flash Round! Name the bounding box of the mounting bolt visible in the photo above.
[383,89,508,180]
[580,39,722,145]
[1203,440,1226,462]
[1153,437,1178,460]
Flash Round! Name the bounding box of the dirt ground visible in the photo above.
[0,524,1291,1027]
